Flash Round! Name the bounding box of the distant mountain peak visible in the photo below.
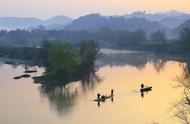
[45,15,73,25]
[159,10,187,16]
[80,13,102,18]
[0,15,73,30]
[46,15,72,20]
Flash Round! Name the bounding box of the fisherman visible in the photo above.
[97,93,101,100]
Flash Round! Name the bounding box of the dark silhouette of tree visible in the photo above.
[173,64,190,124]
[150,30,167,44]
[180,28,190,48]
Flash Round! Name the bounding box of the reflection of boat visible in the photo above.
[94,89,114,102]
[94,95,114,102]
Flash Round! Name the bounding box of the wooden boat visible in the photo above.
[24,70,37,73]
[13,76,21,79]
[13,74,31,80]
[94,89,114,102]
[94,95,114,102]
[140,86,152,92]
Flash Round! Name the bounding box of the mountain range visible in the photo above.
[0,10,190,35]
[125,10,190,28]
[64,14,164,33]
[0,16,73,30]
[172,18,190,35]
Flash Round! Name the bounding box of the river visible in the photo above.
[0,49,188,124]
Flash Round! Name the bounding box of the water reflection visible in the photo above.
[151,60,167,73]
[1,50,190,124]
[38,72,101,116]
[0,50,182,74]
[173,63,190,124]
[96,51,171,72]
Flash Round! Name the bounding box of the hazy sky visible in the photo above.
[0,0,190,19]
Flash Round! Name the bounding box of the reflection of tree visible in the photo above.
[97,53,148,69]
[173,64,190,124]
[97,52,167,72]
[38,72,101,116]
[152,60,166,73]
[0,60,4,68]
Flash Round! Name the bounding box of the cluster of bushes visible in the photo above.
[36,40,100,83]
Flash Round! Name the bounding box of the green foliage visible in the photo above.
[78,40,100,73]
[46,43,82,81]
[33,40,100,85]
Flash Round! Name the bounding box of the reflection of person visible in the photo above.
[111,97,114,102]
[141,92,144,98]
[97,101,100,107]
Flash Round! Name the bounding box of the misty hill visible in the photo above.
[126,10,189,21]
[0,16,73,30]
[44,16,72,25]
[65,14,165,33]
[159,10,188,17]
[125,17,165,33]
[172,19,190,35]
[1,10,189,31]
[125,10,190,29]
[65,14,108,31]
[125,11,163,21]
[159,17,189,29]
[0,17,42,30]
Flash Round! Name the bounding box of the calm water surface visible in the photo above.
[0,51,187,124]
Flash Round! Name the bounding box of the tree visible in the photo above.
[180,28,190,46]
[130,29,147,46]
[78,40,100,73]
[46,43,82,80]
[150,30,167,44]
[39,41,53,66]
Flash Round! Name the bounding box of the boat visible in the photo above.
[94,89,114,102]
[24,70,37,73]
[13,74,31,80]
[140,86,152,92]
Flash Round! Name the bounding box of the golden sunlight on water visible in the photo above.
[0,61,186,124]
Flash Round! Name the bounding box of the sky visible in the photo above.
[0,0,190,19]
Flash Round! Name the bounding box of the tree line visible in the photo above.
[0,27,190,53]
